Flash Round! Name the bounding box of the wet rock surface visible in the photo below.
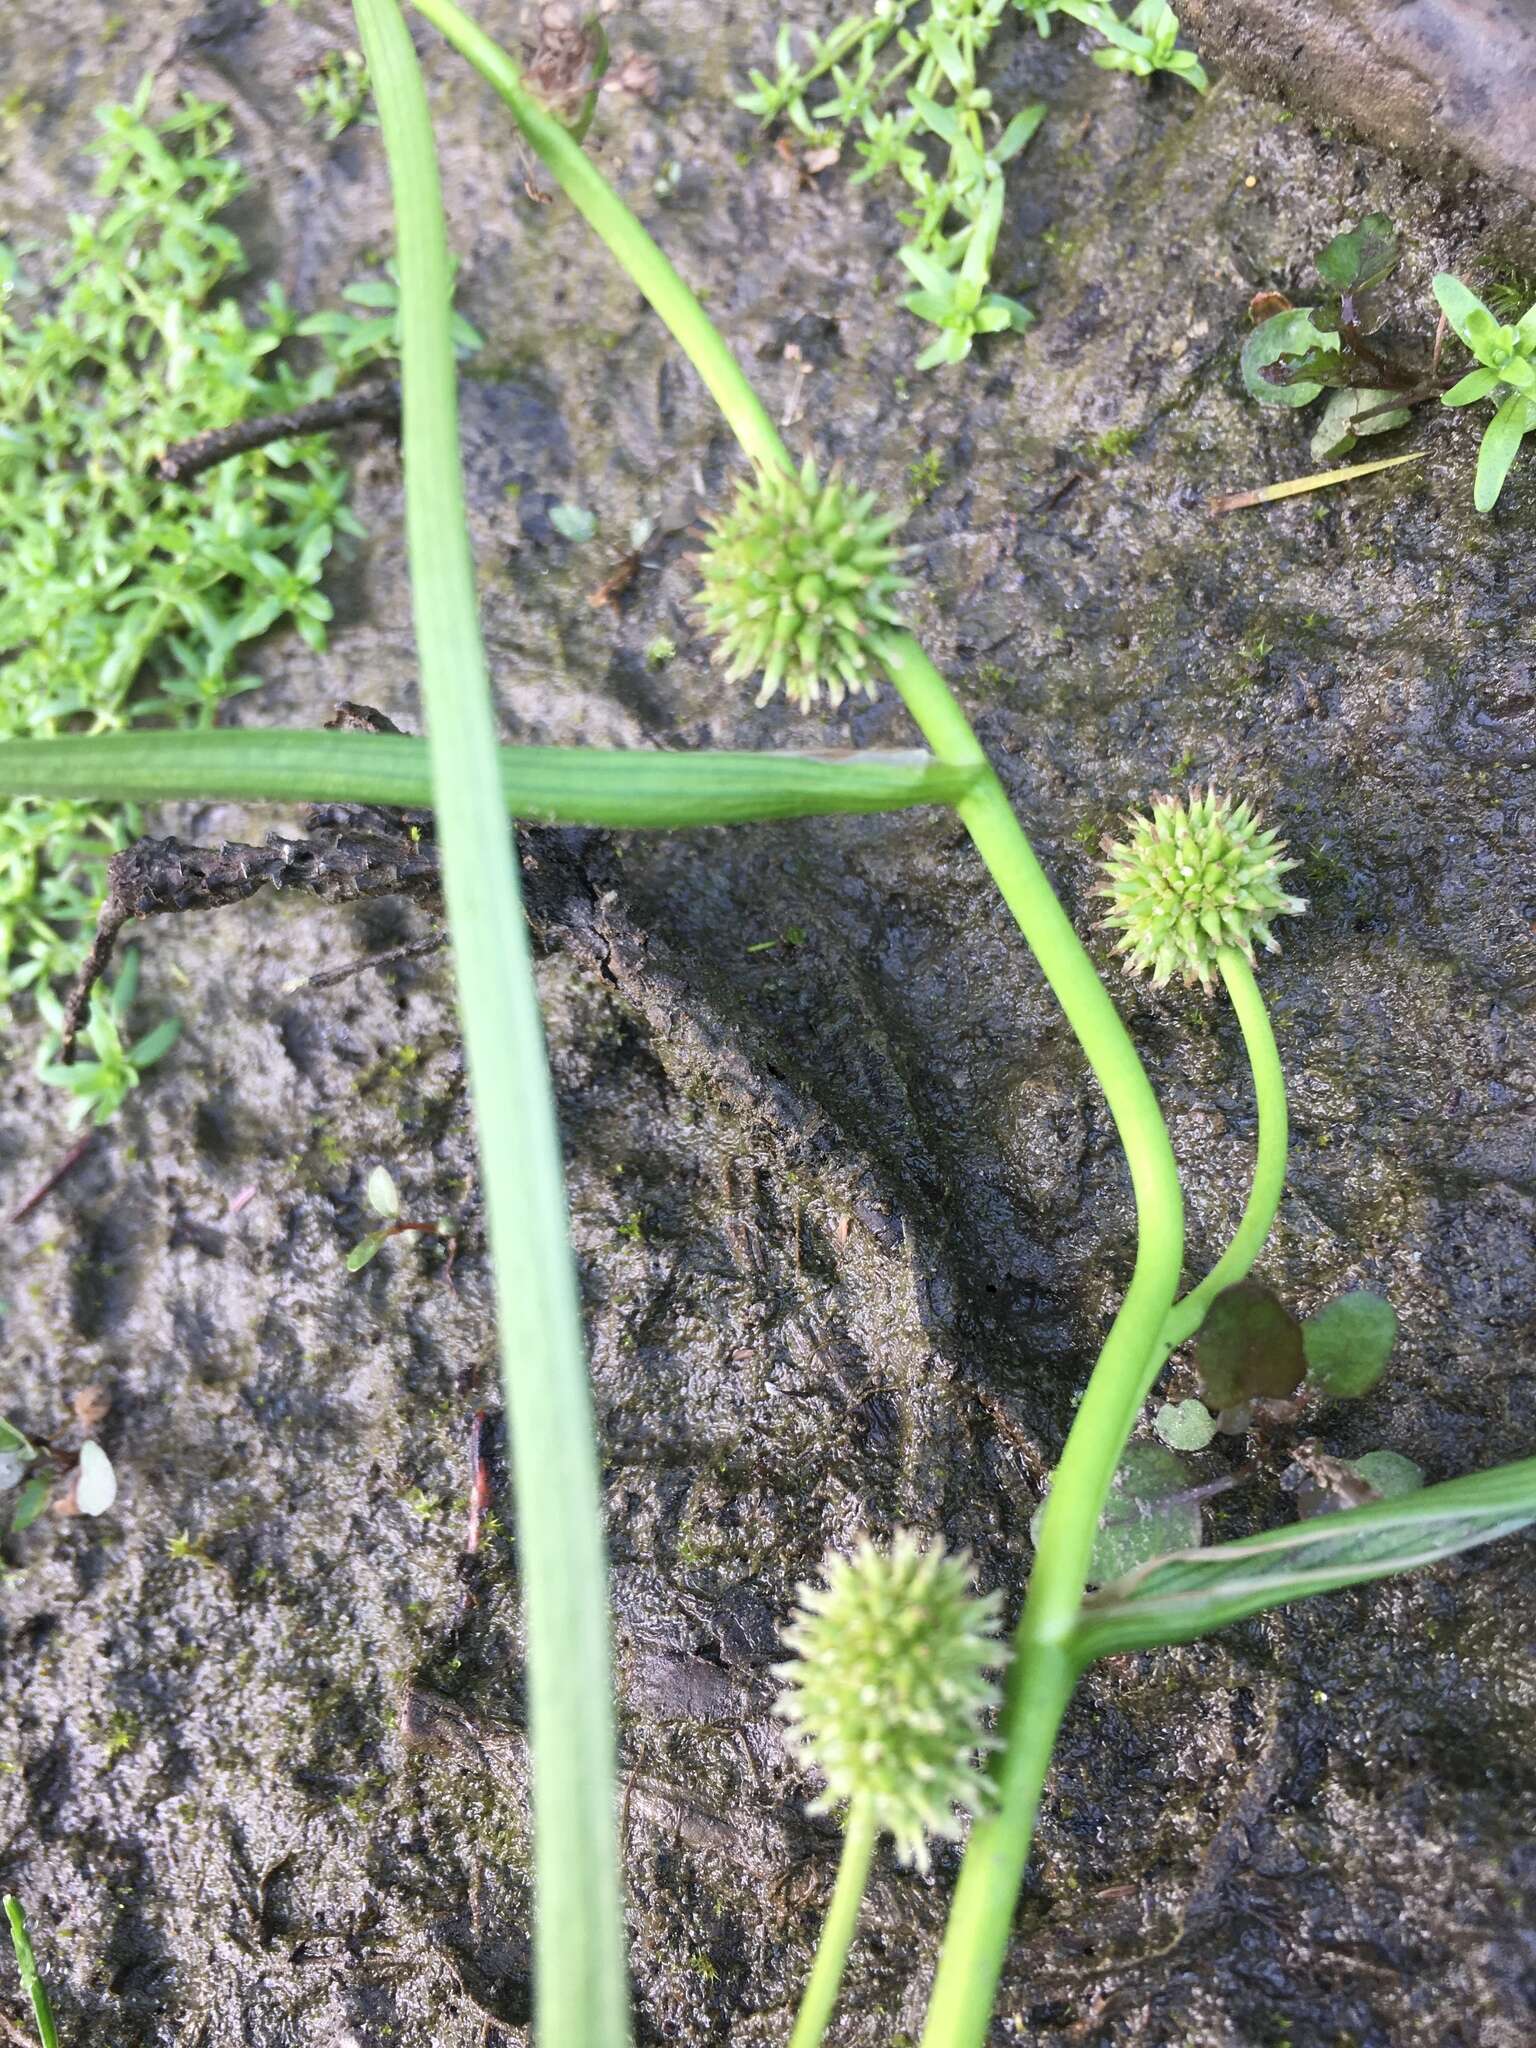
[1,4,1533,2045]
[1185,0,1536,210]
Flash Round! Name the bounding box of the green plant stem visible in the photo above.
[401,16,1190,2040]
[409,0,785,473]
[4,1897,58,2048]
[353,4,629,2044]
[788,1801,879,2048]
[0,731,979,827]
[1156,946,1287,1364]
[876,628,1184,2048]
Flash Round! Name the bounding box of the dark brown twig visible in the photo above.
[295,932,447,991]
[151,381,400,484]
[8,1132,94,1225]
[58,824,441,1061]
[466,1408,492,1555]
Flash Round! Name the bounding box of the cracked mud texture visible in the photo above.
[1,3,1534,2045]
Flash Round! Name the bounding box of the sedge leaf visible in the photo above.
[1072,1456,1536,1660]
[0,729,978,829]
[352,5,630,2037]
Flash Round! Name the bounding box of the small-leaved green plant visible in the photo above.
[737,1,1204,369]
[299,48,374,139]
[1241,212,1536,510]
[0,84,380,1000]
[1431,273,1536,510]
[35,949,180,1128]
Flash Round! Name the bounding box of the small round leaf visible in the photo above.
[1035,1442,1203,1585]
[1302,1291,1397,1398]
[1153,1398,1218,1452]
[1347,1449,1423,1500]
[1196,1282,1306,1408]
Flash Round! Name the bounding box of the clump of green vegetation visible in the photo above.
[299,48,373,139]
[1242,211,1536,509]
[0,84,385,999]
[737,1,1205,368]
[1055,0,1207,86]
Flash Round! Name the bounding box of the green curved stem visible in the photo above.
[1155,946,1287,1367]
[788,1803,879,2048]
[878,632,1184,2048]
[408,0,786,473]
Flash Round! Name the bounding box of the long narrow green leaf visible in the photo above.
[4,1897,59,2048]
[351,4,629,2043]
[0,730,975,825]
[1072,1457,1536,1661]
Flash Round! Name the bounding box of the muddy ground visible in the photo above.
[0,2,1533,2044]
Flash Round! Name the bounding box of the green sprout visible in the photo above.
[299,48,373,139]
[1057,0,1209,88]
[35,949,180,1127]
[695,456,909,710]
[3,1897,57,2048]
[1096,789,1306,990]
[1432,274,1536,511]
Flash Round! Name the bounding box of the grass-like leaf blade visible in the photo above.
[3,1896,59,2048]
[1072,1456,1536,1661]
[0,731,974,826]
[351,3,631,2040]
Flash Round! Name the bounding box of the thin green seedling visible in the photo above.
[3,1897,58,2048]
[344,1164,450,1270]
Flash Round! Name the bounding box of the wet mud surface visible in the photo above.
[0,4,1533,2044]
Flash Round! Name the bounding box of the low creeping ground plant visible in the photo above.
[298,48,374,139]
[0,83,385,1001]
[3,11,1533,2046]
[737,1,1204,368]
[1241,211,1536,509]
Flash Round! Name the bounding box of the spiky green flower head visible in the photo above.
[695,455,909,713]
[1097,788,1306,989]
[774,1530,1006,1871]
